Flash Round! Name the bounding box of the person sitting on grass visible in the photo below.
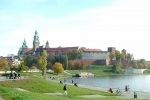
[109,88,113,93]
[74,83,78,87]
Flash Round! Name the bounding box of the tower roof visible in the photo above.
[46,40,49,44]
[22,38,28,48]
[33,30,40,43]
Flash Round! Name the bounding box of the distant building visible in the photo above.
[18,30,127,61]
[0,56,20,67]
[81,47,109,60]
[108,47,116,53]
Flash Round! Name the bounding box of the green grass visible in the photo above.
[0,72,135,100]
[66,65,118,76]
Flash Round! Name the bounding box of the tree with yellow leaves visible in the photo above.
[52,62,64,74]
[0,58,8,71]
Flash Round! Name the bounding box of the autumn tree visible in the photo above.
[63,54,68,70]
[52,62,64,74]
[31,66,37,69]
[0,58,8,71]
[81,61,86,70]
[109,52,115,60]
[68,60,74,70]
[37,50,47,75]
[120,52,125,60]
[74,62,80,70]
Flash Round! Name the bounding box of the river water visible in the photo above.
[65,74,150,92]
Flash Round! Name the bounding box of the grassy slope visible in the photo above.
[0,72,134,100]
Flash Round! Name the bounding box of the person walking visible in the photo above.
[63,84,67,95]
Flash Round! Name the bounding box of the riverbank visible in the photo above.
[47,77,150,99]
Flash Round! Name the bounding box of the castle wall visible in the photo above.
[82,52,109,60]
[109,60,130,67]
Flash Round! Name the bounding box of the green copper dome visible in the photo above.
[22,38,28,48]
[33,30,40,43]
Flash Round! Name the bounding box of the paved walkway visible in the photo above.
[47,78,150,99]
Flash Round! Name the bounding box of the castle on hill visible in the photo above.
[18,30,126,62]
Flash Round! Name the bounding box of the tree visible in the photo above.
[64,54,68,70]
[81,61,86,70]
[115,50,120,60]
[131,60,138,68]
[52,62,64,74]
[17,62,29,72]
[109,52,115,60]
[37,50,47,75]
[138,59,148,68]
[120,52,125,60]
[112,62,122,73]
[68,60,74,70]
[126,53,133,61]
[31,66,37,69]
[0,58,8,71]
[74,62,80,70]
[42,50,47,58]
[47,62,52,69]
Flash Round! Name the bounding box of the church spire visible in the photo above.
[22,38,28,48]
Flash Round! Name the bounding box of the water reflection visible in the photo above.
[65,75,150,92]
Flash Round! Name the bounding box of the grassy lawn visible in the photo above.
[0,72,134,100]
[66,65,118,76]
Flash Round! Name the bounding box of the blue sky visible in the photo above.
[0,0,150,61]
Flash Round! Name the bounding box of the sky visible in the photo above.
[0,0,150,60]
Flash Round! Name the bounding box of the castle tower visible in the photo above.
[108,47,116,53]
[45,40,50,48]
[33,30,40,51]
[20,38,28,55]
[22,38,28,48]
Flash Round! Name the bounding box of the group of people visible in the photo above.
[9,71,21,79]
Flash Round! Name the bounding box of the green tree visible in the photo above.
[52,62,64,74]
[131,60,138,68]
[64,54,68,70]
[109,52,115,60]
[17,62,29,73]
[115,50,120,60]
[126,53,133,61]
[120,52,125,60]
[112,62,122,73]
[37,50,47,75]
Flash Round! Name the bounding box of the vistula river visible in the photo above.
[65,74,150,92]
